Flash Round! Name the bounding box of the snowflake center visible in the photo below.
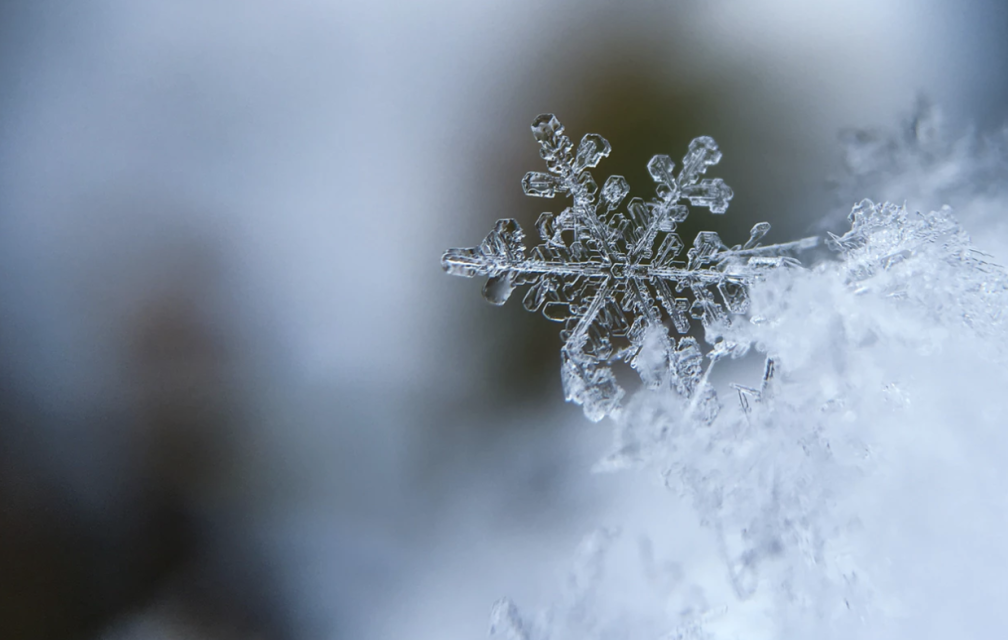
[607,259,631,279]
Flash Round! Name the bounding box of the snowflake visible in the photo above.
[442,114,816,421]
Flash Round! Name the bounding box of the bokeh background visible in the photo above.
[1,1,1006,638]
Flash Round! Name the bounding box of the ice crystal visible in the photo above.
[831,97,1008,245]
[463,106,1008,639]
[591,196,1008,637]
[828,198,1008,346]
[442,115,817,421]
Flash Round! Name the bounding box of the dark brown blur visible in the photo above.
[1,234,282,639]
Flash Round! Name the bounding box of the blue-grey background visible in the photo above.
[1,1,1005,638]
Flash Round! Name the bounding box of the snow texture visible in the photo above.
[450,108,1008,639]
[485,195,1008,639]
[442,115,816,421]
[832,98,1008,249]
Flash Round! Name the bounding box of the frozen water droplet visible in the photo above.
[601,174,630,209]
[483,273,515,305]
[478,219,526,263]
[679,136,722,185]
[522,277,554,312]
[627,197,651,226]
[520,171,560,196]
[522,171,557,197]
[630,326,673,388]
[543,301,571,321]
[655,233,684,264]
[569,241,587,260]
[574,133,611,172]
[441,247,484,277]
[683,178,733,214]
[577,171,598,197]
[649,154,679,201]
[562,349,623,422]
[745,221,771,249]
[648,154,677,184]
[689,298,705,320]
[531,113,563,145]
[661,203,689,225]
[688,231,724,268]
[718,279,749,313]
[674,336,704,397]
[535,212,556,243]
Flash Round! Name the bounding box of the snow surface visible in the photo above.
[478,111,1008,639]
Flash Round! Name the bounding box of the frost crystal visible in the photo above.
[456,106,1008,639]
[831,97,1008,245]
[442,114,817,420]
[828,198,1008,344]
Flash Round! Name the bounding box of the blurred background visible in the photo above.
[1,1,1006,638]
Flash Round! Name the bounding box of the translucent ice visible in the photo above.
[442,114,818,420]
